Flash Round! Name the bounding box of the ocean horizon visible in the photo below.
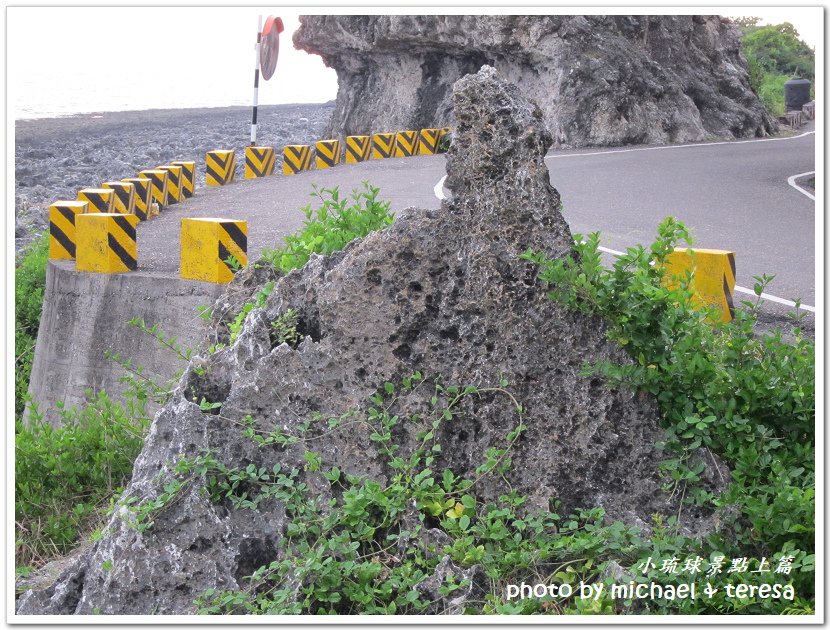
[14,96,334,122]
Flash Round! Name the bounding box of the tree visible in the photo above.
[741,23,814,80]
[731,15,761,35]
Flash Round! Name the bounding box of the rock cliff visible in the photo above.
[18,67,724,615]
[294,15,777,147]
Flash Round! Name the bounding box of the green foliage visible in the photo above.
[742,23,814,80]
[754,73,790,117]
[523,217,815,612]
[15,390,151,568]
[437,132,452,153]
[16,319,194,571]
[223,254,243,273]
[732,16,762,33]
[738,22,814,117]
[228,281,275,343]
[744,50,766,100]
[522,217,697,356]
[183,375,621,615]
[15,232,49,417]
[261,182,394,273]
[270,308,301,347]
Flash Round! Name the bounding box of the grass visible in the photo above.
[16,390,151,574]
[15,232,49,418]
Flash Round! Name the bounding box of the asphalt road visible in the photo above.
[547,130,817,305]
[136,155,445,276]
[137,129,816,308]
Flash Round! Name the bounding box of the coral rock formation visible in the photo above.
[294,15,777,147]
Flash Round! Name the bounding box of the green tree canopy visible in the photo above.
[732,15,761,33]
[741,22,814,80]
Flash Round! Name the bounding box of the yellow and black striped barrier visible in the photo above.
[282,144,313,175]
[157,164,183,204]
[345,135,371,164]
[663,248,737,323]
[76,213,140,273]
[315,139,342,169]
[77,188,115,214]
[206,150,236,186]
[371,133,396,160]
[171,160,196,198]
[121,177,152,221]
[180,218,248,283]
[48,200,88,260]
[417,128,442,155]
[102,181,135,214]
[393,131,419,157]
[244,146,276,179]
[138,169,169,210]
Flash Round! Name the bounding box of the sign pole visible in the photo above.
[250,14,262,146]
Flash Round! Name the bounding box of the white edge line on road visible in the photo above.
[787,171,816,201]
[733,286,816,312]
[595,245,815,312]
[434,175,447,200]
[544,130,815,160]
[597,245,626,256]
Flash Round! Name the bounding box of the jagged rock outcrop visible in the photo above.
[18,67,725,616]
[294,15,777,147]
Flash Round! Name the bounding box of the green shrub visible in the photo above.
[15,317,184,574]
[522,217,815,612]
[166,364,813,614]
[261,182,394,273]
[738,21,814,118]
[741,24,814,81]
[15,232,49,417]
[755,73,789,117]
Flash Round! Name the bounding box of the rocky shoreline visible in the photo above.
[14,102,334,253]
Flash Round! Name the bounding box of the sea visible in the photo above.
[8,8,337,120]
[12,65,338,121]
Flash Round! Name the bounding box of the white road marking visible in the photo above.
[434,174,448,200]
[787,171,816,201]
[733,286,815,312]
[544,130,815,160]
[598,245,626,256]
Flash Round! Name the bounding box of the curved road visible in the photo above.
[546,130,816,305]
[136,129,816,306]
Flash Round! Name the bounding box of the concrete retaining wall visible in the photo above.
[27,261,226,425]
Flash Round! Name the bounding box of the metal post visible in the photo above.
[250,14,262,146]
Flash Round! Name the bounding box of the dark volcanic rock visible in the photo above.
[17,67,724,616]
[294,15,777,147]
[14,103,333,254]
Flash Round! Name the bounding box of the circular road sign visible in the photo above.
[260,16,284,81]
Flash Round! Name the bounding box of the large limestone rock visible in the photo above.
[18,67,722,615]
[294,15,777,147]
